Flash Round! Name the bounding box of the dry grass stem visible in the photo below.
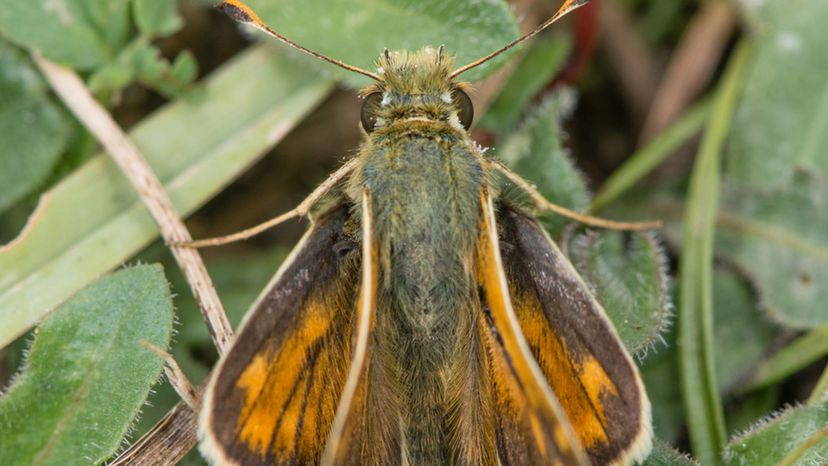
[33,54,234,355]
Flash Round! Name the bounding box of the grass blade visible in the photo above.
[678,41,752,465]
[746,323,828,392]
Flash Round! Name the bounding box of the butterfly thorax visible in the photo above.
[346,48,487,465]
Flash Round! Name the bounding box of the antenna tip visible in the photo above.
[219,0,264,26]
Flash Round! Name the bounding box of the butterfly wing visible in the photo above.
[476,192,590,466]
[321,189,383,466]
[495,204,652,466]
[199,203,367,466]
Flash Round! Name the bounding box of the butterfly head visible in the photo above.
[359,47,473,133]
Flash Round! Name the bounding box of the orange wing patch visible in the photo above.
[199,204,362,466]
[495,204,652,466]
[235,307,342,459]
[514,288,617,449]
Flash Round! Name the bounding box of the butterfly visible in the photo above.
[196,1,653,464]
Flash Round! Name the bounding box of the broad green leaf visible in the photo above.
[478,35,571,135]
[0,45,334,348]
[727,0,828,189]
[716,173,828,329]
[0,40,70,212]
[723,402,828,466]
[619,176,828,330]
[711,268,776,392]
[0,0,131,70]
[243,0,519,86]
[0,264,173,466]
[642,439,697,466]
[132,0,183,37]
[498,90,589,235]
[569,230,671,356]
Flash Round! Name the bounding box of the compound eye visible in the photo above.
[361,92,383,132]
[451,88,474,130]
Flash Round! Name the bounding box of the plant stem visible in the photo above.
[33,55,234,355]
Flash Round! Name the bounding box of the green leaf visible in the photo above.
[0,45,334,349]
[0,0,131,70]
[723,402,828,466]
[129,39,195,98]
[171,50,198,85]
[569,230,671,356]
[678,42,752,465]
[498,90,589,235]
[0,40,70,212]
[632,2,828,332]
[89,38,198,98]
[613,175,828,331]
[642,439,698,466]
[711,268,776,392]
[132,0,183,37]
[727,0,828,189]
[716,173,828,329]
[243,0,519,86]
[87,60,136,96]
[0,264,173,466]
[477,35,571,135]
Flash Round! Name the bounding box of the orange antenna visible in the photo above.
[219,0,382,81]
[450,0,589,78]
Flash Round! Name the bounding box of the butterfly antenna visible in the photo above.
[219,0,382,81]
[450,0,589,78]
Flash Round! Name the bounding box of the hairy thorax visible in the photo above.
[350,123,484,329]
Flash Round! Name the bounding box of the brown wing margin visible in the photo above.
[199,203,361,466]
[497,204,653,466]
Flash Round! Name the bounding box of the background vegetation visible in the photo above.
[0,0,826,464]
